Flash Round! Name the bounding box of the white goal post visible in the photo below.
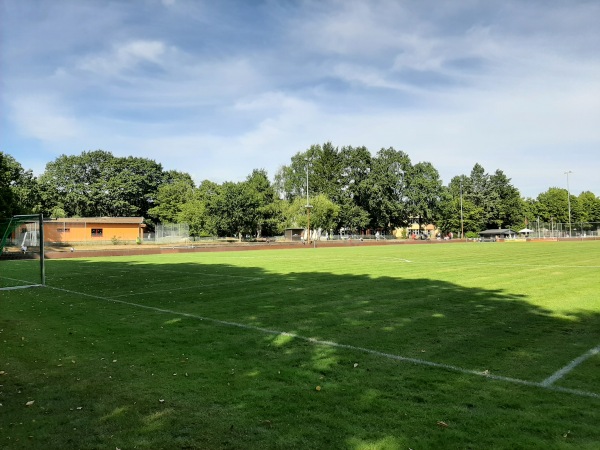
[0,213,45,290]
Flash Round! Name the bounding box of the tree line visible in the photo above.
[2,145,599,238]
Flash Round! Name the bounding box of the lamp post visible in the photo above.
[565,171,572,237]
[305,160,312,244]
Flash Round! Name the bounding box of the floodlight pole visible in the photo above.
[39,213,45,286]
[565,171,573,237]
[306,160,312,245]
[459,176,464,240]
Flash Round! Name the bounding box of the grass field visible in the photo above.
[1,241,599,449]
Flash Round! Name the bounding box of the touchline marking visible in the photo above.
[541,344,600,387]
[46,285,600,399]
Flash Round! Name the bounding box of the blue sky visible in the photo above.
[2,0,599,198]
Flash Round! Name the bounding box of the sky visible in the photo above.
[1,0,599,199]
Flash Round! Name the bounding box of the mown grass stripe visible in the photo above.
[46,284,600,400]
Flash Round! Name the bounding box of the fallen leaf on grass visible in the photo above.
[25,400,35,406]
[315,386,321,391]
[353,363,359,368]
[437,421,448,428]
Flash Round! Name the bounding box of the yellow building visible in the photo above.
[44,217,146,245]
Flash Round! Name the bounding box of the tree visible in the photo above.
[177,180,221,237]
[338,200,370,233]
[38,150,170,218]
[283,194,340,234]
[0,152,40,216]
[438,180,484,236]
[310,142,344,203]
[339,145,372,213]
[578,191,600,223]
[535,188,571,223]
[208,181,259,240]
[406,161,444,230]
[486,170,523,229]
[0,152,16,217]
[245,169,281,237]
[366,147,412,231]
[274,149,314,201]
[148,177,196,224]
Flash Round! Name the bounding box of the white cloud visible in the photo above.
[77,40,167,76]
[11,96,81,142]
[2,0,599,198]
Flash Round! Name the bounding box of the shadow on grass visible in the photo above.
[2,255,599,449]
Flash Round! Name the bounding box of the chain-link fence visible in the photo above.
[151,223,190,244]
[529,221,600,238]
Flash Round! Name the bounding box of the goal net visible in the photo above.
[0,214,46,290]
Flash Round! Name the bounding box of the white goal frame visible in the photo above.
[0,213,45,290]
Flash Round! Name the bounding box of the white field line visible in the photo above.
[45,285,600,400]
[109,277,263,298]
[0,275,42,290]
[0,284,43,291]
[541,344,600,387]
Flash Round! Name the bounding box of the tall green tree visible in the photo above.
[38,150,169,218]
[148,176,196,224]
[283,194,340,234]
[245,169,282,237]
[535,188,572,223]
[0,152,40,216]
[0,152,17,217]
[177,180,221,237]
[208,181,259,240]
[486,170,523,229]
[578,191,600,223]
[406,161,444,230]
[339,145,372,213]
[310,142,344,203]
[366,147,412,231]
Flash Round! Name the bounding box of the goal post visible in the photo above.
[0,213,45,290]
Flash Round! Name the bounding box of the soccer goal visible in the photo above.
[0,214,45,290]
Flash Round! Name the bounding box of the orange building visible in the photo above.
[44,217,146,245]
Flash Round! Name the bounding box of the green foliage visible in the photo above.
[148,178,196,223]
[3,145,599,241]
[367,147,412,230]
[37,150,176,218]
[0,151,40,216]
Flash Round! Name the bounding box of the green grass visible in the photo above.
[1,241,599,449]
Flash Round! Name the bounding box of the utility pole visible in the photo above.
[565,171,573,237]
[306,160,312,244]
[460,176,464,240]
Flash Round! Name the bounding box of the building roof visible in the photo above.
[478,229,516,236]
[47,217,145,224]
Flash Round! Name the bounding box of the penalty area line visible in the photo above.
[46,285,600,400]
[541,344,600,387]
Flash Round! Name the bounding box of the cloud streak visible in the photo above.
[2,0,599,198]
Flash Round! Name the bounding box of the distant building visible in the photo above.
[44,217,146,244]
[478,229,516,240]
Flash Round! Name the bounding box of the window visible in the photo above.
[58,228,70,233]
[91,228,103,237]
